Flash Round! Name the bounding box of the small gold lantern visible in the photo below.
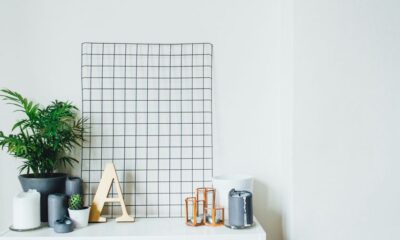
[185,197,205,226]
[204,207,224,226]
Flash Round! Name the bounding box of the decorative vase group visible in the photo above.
[18,174,87,228]
[18,173,67,222]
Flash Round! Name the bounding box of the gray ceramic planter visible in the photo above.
[19,173,67,222]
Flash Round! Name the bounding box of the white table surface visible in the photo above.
[0,218,267,240]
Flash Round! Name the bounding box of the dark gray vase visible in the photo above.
[18,173,67,222]
[65,176,83,197]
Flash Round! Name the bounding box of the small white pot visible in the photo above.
[68,207,90,228]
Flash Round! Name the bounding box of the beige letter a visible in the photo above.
[89,163,134,222]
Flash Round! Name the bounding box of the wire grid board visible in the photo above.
[80,42,213,218]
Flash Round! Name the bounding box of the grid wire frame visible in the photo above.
[80,43,214,218]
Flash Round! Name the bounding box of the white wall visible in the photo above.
[0,1,284,239]
[291,0,400,240]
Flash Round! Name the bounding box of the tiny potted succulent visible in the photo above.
[0,89,85,222]
[68,194,90,228]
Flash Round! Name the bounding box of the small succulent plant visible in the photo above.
[69,194,83,210]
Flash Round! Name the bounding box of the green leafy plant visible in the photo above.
[0,89,86,176]
[69,194,84,210]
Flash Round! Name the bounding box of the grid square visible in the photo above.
[148,113,158,124]
[103,55,114,66]
[182,44,192,54]
[126,113,136,124]
[182,56,192,66]
[159,89,169,100]
[193,170,203,181]
[170,77,180,89]
[170,206,182,217]
[171,101,181,112]
[148,170,158,181]
[160,182,170,193]
[182,160,192,170]
[170,182,180,193]
[193,159,203,169]
[159,170,169,181]
[193,56,203,66]
[160,68,170,78]
[159,206,169,217]
[171,159,180,169]
[126,55,137,66]
[81,43,213,218]
[171,67,181,78]
[148,148,158,159]
[136,160,146,170]
[182,182,192,193]
[170,170,181,181]
[159,194,169,205]
[170,194,181,204]
[170,45,181,54]
[148,194,158,205]
[126,45,137,54]
[92,44,103,53]
[115,44,126,54]
[160,160,169,170]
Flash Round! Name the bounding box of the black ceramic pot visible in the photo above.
[19,173,67,222]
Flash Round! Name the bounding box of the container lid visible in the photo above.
[229,189,252,198]
[48,193,66,199]
[15,189,40,199]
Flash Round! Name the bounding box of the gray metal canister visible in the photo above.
[48,194,68,227]
[228,189,253,228]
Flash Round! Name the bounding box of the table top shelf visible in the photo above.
[0,218,266,240]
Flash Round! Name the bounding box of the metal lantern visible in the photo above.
[204,207,224,226]
[185,197,205,226]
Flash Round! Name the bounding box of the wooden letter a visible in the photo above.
[89,163,134,222]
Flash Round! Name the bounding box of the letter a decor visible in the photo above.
[89,163,134,222]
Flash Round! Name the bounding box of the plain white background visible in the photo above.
[291,0,400,239]
[1,1,400,240]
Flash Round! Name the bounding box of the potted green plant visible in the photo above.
[0,89,85,222]
[68,194,90,228]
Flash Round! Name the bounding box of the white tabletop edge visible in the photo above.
[0,217,267,240]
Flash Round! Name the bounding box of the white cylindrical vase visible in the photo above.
[212,175,253,219]
[12,189,41,230]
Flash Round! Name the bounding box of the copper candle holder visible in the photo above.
[185,197,205,226]
[204,207,224,226]
[186,187,223,227]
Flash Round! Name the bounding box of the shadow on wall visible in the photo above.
[254,179,283,240]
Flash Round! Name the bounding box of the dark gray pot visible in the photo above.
[19,173,67,222]
[65,176,83,197]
